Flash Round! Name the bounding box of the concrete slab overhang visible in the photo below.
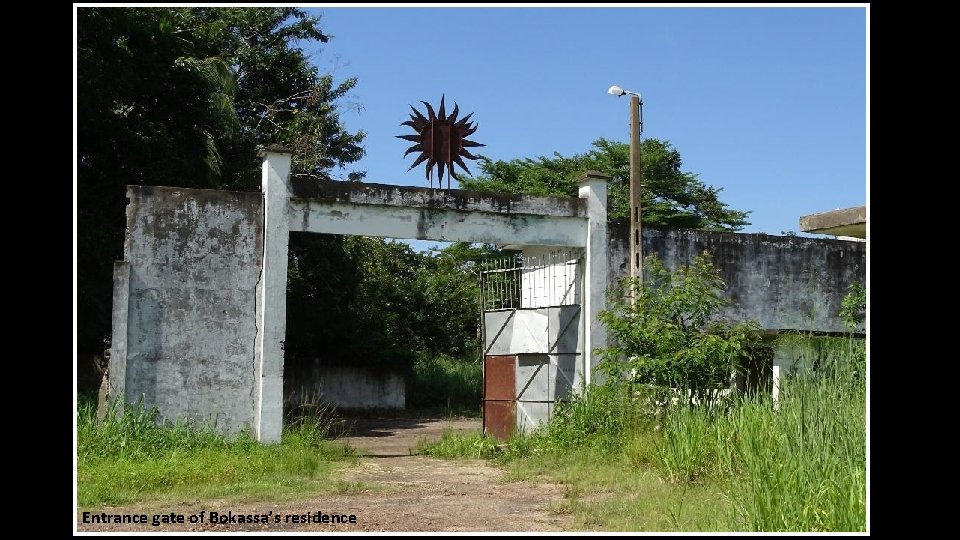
[799,206,866,239]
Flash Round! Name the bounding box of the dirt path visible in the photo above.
[77,417,570,532]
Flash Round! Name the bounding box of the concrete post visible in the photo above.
[255,146,293,442]
[578,171,609,387]
[108,261,131,405]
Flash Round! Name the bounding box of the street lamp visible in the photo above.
[608,85,644,283]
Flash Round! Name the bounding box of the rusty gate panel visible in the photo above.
[483,400,515,440]
[483,355,515,439]
[484,355,515,400]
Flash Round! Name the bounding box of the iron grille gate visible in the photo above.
[479,248,584,439]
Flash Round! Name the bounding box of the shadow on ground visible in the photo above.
[333,417,480,457]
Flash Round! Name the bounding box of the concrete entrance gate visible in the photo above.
[109,147,610,442]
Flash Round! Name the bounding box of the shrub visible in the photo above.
[598,253,764,405]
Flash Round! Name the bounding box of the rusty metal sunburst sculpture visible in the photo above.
[397,95,485,190]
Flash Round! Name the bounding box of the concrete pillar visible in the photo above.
[108,261,131,404]
[578,171,609,387]
[255,146,293,442]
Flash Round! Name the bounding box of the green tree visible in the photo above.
[460,138,750,231]
[184,8,366,188]
[283,237,505,376]
[77,7,365,353]
[598,253,763,405]
[413,242,507,358]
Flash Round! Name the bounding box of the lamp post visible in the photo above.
[608,85,644,283]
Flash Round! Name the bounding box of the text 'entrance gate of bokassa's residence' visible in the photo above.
[480,248,586,439]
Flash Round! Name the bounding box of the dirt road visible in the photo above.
[76,417,569,532]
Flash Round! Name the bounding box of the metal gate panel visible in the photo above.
[517,401,553,434]
[483,310,548,356]
[484,355,515,401]
[483,400,515,440]
[514,354,582,433]
[551,353,582,402]
[547,305,582,354]
[483,310,515,356]
[516,354,550,402]
[483,355,515,439]
[515,354,564,434]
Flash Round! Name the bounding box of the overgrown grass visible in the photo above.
[731,336,865,531]
[407,353,482,416]
[77,397,365,507]
[412,429,500,459]
[417,336,866,532]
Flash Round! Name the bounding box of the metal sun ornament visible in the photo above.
[397,95,485,190]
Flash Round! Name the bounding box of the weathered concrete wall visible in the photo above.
[608,226,866,334]
[110,186,263,433]
[290,178,586,217]
[288,179,589,247]
[286,366,406,410]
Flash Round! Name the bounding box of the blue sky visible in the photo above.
[303,5,867,242]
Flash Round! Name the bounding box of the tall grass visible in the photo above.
[418,336,866,532]
[77,397,361,507]
[413,429,500,459]
[640,335,866,531]
[734,337,865,531]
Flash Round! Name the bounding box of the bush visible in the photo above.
[598,253,765,405]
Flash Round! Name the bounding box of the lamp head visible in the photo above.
[607,85,626,97]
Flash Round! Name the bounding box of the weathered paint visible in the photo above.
[516,353,551,401]
[578,172,609,385]
[517,401,554,434]
[483,309,548,355]
[608,226,866,334]
[290,178,586,218]
[286,366,406,410]
[255,150,293,443]
[799,206,866,239]
[484,307,583,359]
[112,186,264,434]
[289,200,587,247]
[107,262,130,402]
